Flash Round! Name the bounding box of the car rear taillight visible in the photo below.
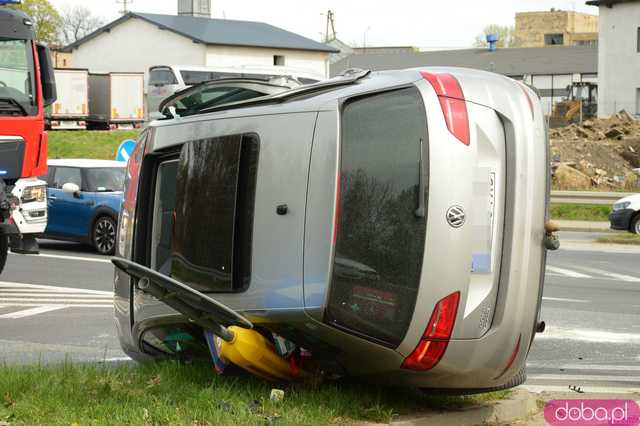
[402,291,460,371]
[420,72,470,146]
[117,138,145,258]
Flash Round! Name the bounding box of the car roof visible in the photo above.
[150,69,420,123]
[48,159,126,168]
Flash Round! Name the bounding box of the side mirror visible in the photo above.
[62,183,80,197]
[36,43,57,107]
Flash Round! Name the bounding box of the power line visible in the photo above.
[116,0,133,15]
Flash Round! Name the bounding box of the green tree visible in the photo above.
[474,24,516,48]
[9,0,62,44]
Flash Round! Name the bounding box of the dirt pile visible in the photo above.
[550,111,640,190]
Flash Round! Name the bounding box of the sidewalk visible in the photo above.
[555,219,612,233]
[362,388,640,426]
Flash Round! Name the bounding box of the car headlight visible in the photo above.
[21,185,47,203]
[613,201,631,211]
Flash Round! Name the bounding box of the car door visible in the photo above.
[47,167,95,238]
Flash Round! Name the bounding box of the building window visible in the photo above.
[637,27,640,52]
[573,40,598,48]
[544,33,564,46]
[636,88,640,116]
[273,55,285,66]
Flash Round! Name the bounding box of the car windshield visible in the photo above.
[85,168,126,192]
[0,38,36,115]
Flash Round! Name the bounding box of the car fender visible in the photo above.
[90,206,118,230]
[627,195,640,212]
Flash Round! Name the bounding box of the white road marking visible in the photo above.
[0,293,112,299]
[542,297,590,304]
[0,282,112,296]
[0,305,66,319]
[574,266,640,283]
[527,362,640,372]
[536,326,640,344]
[0,282,114,318]
[0,298,112,303]
[0,303,112,308]
[527,374,640,383]
[546,265,591,279]
[523,384,640,394]
[9,251,111,264]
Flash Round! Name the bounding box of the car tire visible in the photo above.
[92,216,117,255]
[631,214,640,235]
[420,367,527,396]
[0,234,7,275]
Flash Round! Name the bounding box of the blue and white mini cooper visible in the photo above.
[41,159,125,254]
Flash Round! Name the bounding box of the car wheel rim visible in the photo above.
[95,218,116,254]
[636,220,640,235]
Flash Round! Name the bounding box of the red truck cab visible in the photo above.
[0,4,56,270]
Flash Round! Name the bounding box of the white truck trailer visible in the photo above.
[88,72,144,130]
[47,68,89,130]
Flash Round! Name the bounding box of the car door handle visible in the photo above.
[47,195,56,200]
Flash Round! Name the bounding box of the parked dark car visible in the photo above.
[41,159,125,254]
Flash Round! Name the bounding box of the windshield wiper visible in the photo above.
[112,258,253,342]
[0,98,27,116]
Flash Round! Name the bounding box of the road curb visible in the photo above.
[555,220,613,233]
[358,390,541,426]
[561,226,615,233]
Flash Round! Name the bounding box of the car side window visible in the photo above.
[52,167,82,190]
[40,166,54,186]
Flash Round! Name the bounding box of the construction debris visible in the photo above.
[550,111,640,190]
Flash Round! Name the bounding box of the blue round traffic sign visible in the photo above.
[116,139,137,162]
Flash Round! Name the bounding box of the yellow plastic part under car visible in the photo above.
[217,326,300,382]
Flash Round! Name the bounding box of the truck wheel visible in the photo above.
[0,234,7,275]
[631,214,640,235]
[93,216,117,255]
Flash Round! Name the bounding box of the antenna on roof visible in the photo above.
[116,0,132,15]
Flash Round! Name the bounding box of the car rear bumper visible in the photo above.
[609,209,635,231]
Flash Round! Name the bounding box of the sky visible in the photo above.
[48,0,599,48]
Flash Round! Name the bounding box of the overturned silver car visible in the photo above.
[113,68,550,392]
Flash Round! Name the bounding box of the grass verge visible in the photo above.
[0,361,510,426]
[596,233,640,245]
[49,130,141,160]
[550,203,611,222]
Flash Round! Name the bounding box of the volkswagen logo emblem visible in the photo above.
[446,206,466,228]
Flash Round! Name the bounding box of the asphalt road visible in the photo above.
[0,235,638,393]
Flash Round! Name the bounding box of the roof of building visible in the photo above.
[331,46,598,77]
[586,0,639,6]
[64,12,339,53]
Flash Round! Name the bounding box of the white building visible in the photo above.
[63,0,337,79]
[587,0,640,117]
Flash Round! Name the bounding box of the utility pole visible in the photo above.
[323,10,336,42]
[116,0,132,15]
